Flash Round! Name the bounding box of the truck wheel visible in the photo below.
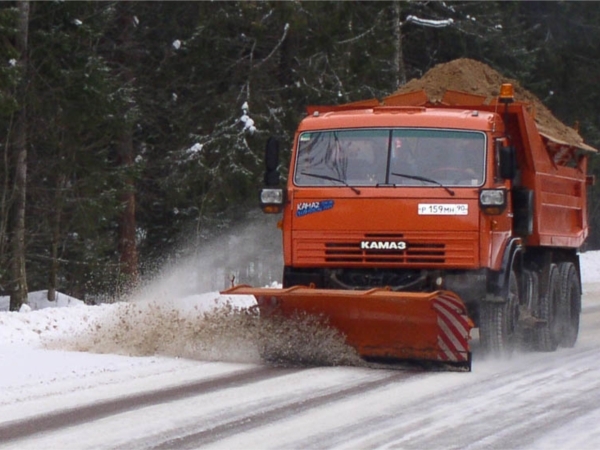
[480,268,520,356]
[534,264,561,352]
[558,262,581,348]
[520,269,540,350]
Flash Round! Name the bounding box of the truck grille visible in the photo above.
[294,232,477,267]
[325,241,445,263]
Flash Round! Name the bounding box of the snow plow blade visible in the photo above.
[221,285,473,369]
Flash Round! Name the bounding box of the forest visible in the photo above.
[1,1,600,310]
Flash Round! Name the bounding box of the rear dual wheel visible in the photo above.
[534,261,581,351]
[480,260,581,356]
[558,262,581,348]
[534,264,561,351]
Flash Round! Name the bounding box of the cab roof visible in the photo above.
[298,106,498,133]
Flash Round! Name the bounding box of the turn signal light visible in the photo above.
[262,205,283,214]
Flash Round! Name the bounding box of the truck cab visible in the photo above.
[271,106,514,308]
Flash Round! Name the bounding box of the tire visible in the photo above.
[523,269,539,311]
[520,269,540,350]
[558,262,581,348]
[534,264,561,352]
[480,268,520,356]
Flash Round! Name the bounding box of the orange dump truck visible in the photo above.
[223,85,596,370]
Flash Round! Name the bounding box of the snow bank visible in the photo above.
[0,290,83,312]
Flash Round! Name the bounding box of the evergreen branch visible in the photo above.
[253,23,289,70]
[336,10,384,45]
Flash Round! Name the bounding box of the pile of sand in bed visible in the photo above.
[393,58,585,147]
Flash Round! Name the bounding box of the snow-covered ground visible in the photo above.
[1,252,600,449]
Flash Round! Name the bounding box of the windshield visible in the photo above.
[294,129,486,187]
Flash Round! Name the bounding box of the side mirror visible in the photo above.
[499,145,516,180]
[264,137,280,186]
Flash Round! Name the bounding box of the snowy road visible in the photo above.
[1,283,600,448]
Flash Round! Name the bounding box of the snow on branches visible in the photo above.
[240,101,256,135]
[404,15,454,28]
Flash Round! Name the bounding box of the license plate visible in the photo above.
[418,204,468,215]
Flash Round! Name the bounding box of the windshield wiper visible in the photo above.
[300,172,361,195]
[391,172,455,196]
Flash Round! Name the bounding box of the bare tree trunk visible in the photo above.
[117,130,139,288]
[392,1,407,89]
[0,120,11,291]
[47,173,66,302]
[47,209,60,302]
[114,4,139,291]
[9,1,30,311]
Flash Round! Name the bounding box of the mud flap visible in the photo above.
[221,286,473,369]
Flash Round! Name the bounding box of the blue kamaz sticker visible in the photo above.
[296,200,334,217]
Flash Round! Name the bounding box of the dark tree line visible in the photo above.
[1,1,599,309]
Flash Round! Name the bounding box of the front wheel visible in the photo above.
[479,269,520,356]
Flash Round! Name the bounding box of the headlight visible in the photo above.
[479,189,507,215]
[480,189,505,206]
[260,188,284,204]
[260,188,285,214]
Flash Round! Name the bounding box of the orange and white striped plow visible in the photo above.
[221,285,474,370]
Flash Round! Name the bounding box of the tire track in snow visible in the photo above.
[148,370,415,449]
[0,366,296,444]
